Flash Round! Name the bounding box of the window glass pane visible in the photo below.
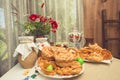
[0,1,7,61]
[0,0,9,77]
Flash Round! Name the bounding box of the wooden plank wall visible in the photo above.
[83,0,120,58]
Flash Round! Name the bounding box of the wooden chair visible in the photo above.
[84,38,94,46]
[101,9,120,58]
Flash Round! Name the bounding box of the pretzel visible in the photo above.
[37,46,83,76]
[56,61,82,75]
[101,49,112,60]
[37,57,57,75]
[78,43,113,62]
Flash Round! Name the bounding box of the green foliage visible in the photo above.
[0,28,8,61]
[0,28,6,40]
[0,40,7,55]
[23,21,52,36]
[1,53,8,61]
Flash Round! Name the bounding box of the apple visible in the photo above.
[46,64,53,71]
[77,57,84,65]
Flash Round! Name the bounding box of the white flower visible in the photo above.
[35,18,40,22]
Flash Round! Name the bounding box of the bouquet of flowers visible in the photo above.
[22,14,58,37]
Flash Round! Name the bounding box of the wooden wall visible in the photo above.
[83,0,120,58]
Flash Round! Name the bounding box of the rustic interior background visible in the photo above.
[0,0,120,77]
[83,0,120,59]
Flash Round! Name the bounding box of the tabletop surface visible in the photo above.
[0,58,120,80]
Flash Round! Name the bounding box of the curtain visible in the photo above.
[0,0,84,77]
[35,0,85,47]
[0,0,18,76]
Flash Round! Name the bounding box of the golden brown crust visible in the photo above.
[67,47,78,53]
[37,46,83,76]
[56,61,82,75]
[100,49,112,60]
[78,43,113,62]
[86,52,103,62]
[55,61,75,67]
[37,57,57,75]
[37,57,82,76]
[41,46,55,60]
[54,47,79,62]
[54,52,76,62]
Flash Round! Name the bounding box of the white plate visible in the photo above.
[84,58,113,64]
[35,65,84,79]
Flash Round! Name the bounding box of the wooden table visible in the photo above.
[0,58,120,80]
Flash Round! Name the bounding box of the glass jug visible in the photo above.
[68,30,86,49]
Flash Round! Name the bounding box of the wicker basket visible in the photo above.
[18,49,37,69]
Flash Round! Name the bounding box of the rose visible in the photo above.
[40,16,47,22]
[49,18,58,33]
[27,14,58,35]
[29,14,39,21]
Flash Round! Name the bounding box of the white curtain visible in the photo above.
[0,0,18,76]
[41,0,84,43]
[0,0,84,76]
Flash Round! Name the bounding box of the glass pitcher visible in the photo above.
[68,30,86,49]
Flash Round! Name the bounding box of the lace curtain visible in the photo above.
[0,0,84,76]
[0,0,18,76]
[37,0,84,43]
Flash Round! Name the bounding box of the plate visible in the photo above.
[84,58,113,64]
[35,65,84,79]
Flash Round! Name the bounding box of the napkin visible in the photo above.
[13,42,37,61]
[36,42,50,50]
[35,38,50,50]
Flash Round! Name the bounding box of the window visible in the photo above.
[0,0,84,76]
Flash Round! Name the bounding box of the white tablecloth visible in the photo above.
[0,58,120,80]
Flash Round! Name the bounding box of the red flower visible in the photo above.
[69,34,74,38]
[29,14,38,21]
[25,13,58,35]
[50,21,58,29]
[40,16,47,22]
[75,35,80,39]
